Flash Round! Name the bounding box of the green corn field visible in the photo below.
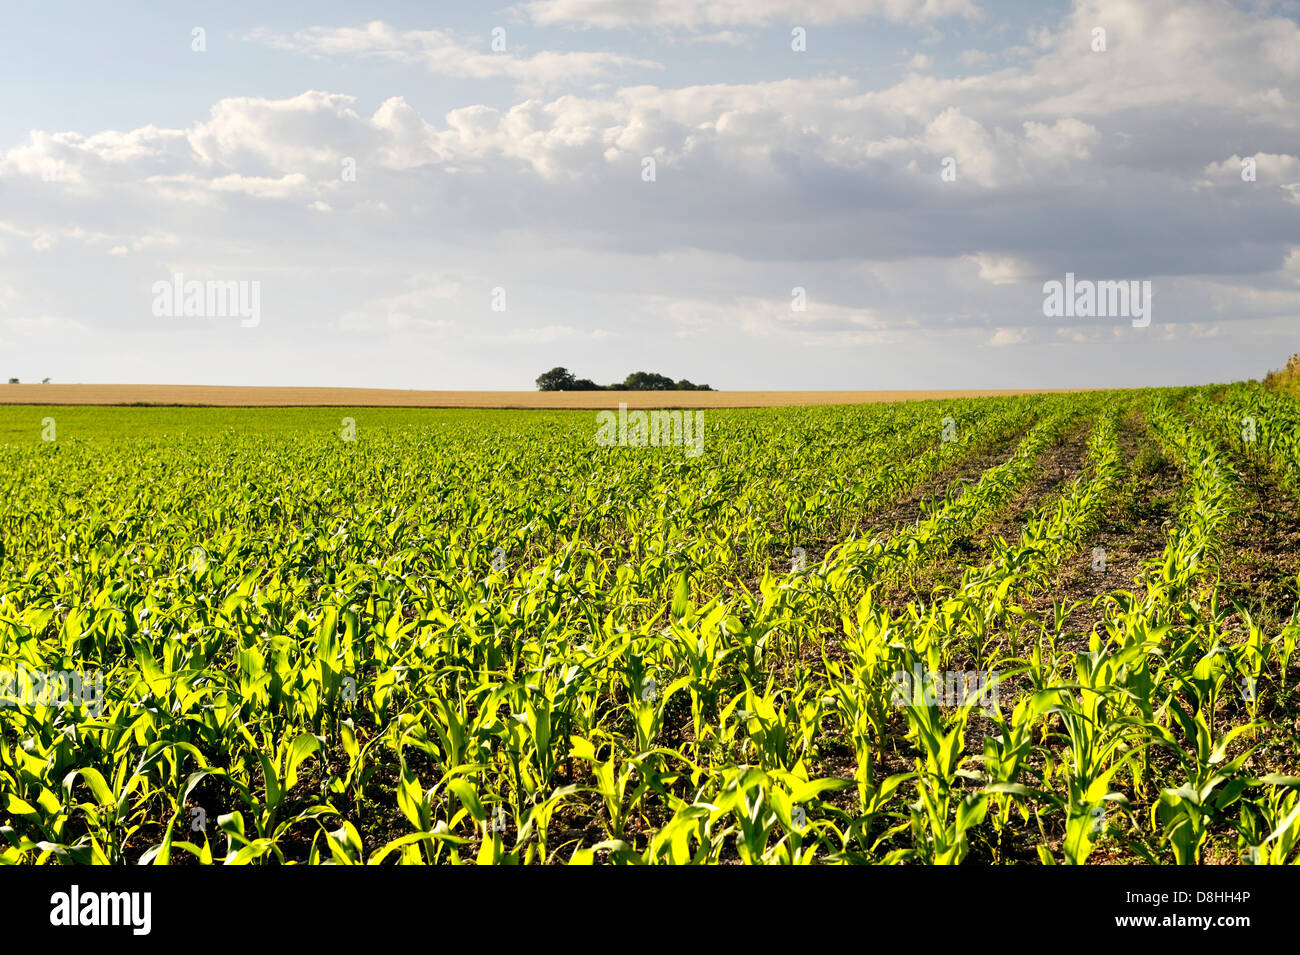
[3,385,1300,865]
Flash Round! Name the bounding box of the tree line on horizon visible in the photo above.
[535,367,713,391]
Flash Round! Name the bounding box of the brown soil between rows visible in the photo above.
[889,416,1096,613]
[1197,410,1300,781]
[761,418,1033,582]
[868,424,1033,541]
[973,418,1095,551]
[1214,453,1300,632]
[1030,409,1184,646]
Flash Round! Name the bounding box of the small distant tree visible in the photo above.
[675,378,712,391]
[536,367,577,391]
[621,371,675,391]
[572,378,600,390]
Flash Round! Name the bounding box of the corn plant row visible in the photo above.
[805,409,1129,863]
[1065,396,1300,864]
[1196,382,1300,493]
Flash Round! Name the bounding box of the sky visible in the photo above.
[1,0,1298,391]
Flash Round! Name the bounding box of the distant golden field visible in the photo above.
[0,383,1089,408]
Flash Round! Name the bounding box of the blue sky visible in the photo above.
[1,0,1298,390]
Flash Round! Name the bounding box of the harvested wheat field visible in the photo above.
[0,383,1092,408]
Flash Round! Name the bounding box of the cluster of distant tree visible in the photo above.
[536,367,713,392]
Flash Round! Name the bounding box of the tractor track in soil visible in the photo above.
[887,417,1097,613]
[1031,409,1186,649]
[759,417,1034,582]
